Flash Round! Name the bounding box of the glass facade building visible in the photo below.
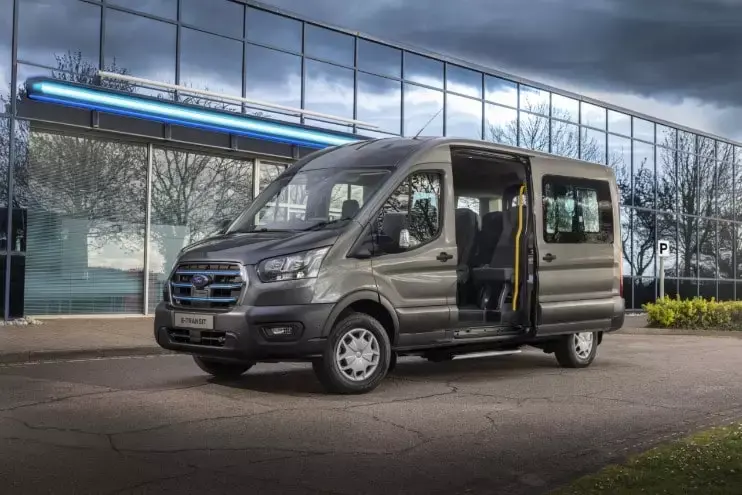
[0,0,740,317]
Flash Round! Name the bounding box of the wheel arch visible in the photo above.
[322,291,399,345]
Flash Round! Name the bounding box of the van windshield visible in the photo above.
[228,167,392,233]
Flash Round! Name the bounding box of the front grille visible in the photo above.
[169,262,245,310]
[167,328,227,347]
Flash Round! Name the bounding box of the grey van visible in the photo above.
[154,137,625,394]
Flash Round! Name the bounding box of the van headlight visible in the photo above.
[257,247,330,283]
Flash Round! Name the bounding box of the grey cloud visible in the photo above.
[264,0,742,119]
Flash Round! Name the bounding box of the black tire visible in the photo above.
[554,332,598,368]
[193,355,255,379]
[313,312,391,394]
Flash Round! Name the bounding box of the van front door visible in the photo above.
[531,160,617,334]
[370,165,457,340]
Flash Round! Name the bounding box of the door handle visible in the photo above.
[436,252,454,262]
[542,253,557,262]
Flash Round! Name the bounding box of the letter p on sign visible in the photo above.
[657,240,671,258]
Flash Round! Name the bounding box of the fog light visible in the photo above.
[260,323,303,341]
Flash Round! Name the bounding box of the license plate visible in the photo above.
[173,313,214,330]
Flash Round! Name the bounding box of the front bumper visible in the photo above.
[153,301,335,362]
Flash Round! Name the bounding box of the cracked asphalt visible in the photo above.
[2,333,742,495]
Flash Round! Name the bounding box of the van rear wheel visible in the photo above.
[193,356,255,379]
[554,332,598,368]
[313,312,391,394]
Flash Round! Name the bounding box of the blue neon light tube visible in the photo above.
[25,78,363,149]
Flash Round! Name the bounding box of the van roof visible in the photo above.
[295,136,614,174]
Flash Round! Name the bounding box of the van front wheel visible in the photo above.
[313,313,391,394]
[554,332,598,368]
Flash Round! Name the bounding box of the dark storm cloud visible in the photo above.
[263,0,742,109]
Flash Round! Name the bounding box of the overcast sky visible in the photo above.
[260,0,742,142]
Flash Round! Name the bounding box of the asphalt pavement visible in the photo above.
[2,333,742,494]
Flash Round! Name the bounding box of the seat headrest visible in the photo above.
[382,212,407,237]
[455,208,479,230]
[341,199,360,219]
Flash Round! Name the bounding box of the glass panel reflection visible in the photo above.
[656,146,676,213]
[446,64,482,98]
[696,139,716,218]
[620,207,632,276]
[717,160,734,220]
[736,147,742,222]
[19,0,100,68]
[551,94,578,123]
[485,103,517,146]
[110,0,176,19]
[581,102,606,130]
[719,221,734,279]
[631,208,656,277]
[633,117,654,143]
[518,112,549,152]
[657,124,677,149]
[519,85,549,114]
[678,215,699,278]
[550,120,579,159]
[19,130,146,315]
[633,141,655,210]
[608,110,631,136]
[148,148,254,312]
[445,94,481,139]
[246,7,302,53]
[357,39,401,78]
[304,24,354,67]
[0,0,9,104]
[657,212,678,277]
[181,0,243,38]
[357,73,401,135]
[608,135,631,205]
[105,9,176,84]
[718,142,734,163]
[582,129,606,164]
[245,44,302,122]
[698,218,717,279]
[304,60,354,131]
[676,152,697,216]
[403,84,443,137]
[404,53,443,88]
[180,28,243,106]
[484,76,517,107]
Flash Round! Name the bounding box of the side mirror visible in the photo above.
[399,228,411,249]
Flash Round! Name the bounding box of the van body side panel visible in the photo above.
[531,157,617,334]
[370,160,457,335]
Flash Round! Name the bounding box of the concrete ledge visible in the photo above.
[617,327,742,338]
[0,346,174,365]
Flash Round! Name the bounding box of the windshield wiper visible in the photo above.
[303,218,352,231]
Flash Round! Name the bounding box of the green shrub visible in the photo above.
[643,296,742,330]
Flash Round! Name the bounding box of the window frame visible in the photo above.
[372,169,445,256]
[541,174,614,244]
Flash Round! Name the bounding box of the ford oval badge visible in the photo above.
[191,274,210,289]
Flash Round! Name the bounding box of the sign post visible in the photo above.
[657,240,671,299]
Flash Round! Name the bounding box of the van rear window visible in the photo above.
[542,175,613,244]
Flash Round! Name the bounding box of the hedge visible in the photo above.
[643,296,742,330]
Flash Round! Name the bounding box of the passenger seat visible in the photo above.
[473,211,503,267]
[454,208,480,284]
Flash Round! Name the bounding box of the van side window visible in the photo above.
[375,171,442,253]
[542,175,613,244]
